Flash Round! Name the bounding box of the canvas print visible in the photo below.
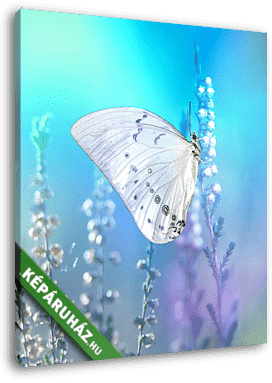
[15,8,267,366]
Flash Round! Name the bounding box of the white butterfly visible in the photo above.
[71,107,201,245]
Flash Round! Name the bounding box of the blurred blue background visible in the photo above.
[19,9,267,359]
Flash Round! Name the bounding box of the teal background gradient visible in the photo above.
[19,9,267,358]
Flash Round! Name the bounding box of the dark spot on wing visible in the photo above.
[133,127,143,142]
[140,206,144,210]
[134,180,138,184]
[155,195,161,204]
[148,218,151,223]
[154,133,166,145]
[162,205,170,216]
[168,220,186,237]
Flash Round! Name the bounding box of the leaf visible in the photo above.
[220,268,229,286]
[225,320,238,347]
[191,313,204,342]
[221,241,236,270]
[204,246,213,269]
[218,216,225,228]
[200,337,211,350]
[207,303,217,325]
[213,216,224,241]
[228,241,236,252]
[207,303,224,342]
[229,300,239,314]
[210,194,222,217]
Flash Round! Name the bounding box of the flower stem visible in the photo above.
[200,177,222,331]
[137,242,153,356]
[42,202,57,364]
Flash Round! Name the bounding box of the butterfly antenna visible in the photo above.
[187,102,192,137]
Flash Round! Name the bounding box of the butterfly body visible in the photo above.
[71,107,201,244]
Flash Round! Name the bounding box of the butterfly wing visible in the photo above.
[71,107,199,244]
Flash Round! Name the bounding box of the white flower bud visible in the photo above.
[208,147,216,158]
[207,120,215,130]
[34,191,44,205]
[83,272,93,285]
[205,77,212,86]
[84,249,95,264]
[203,167,213,178]
[28,226,43,241]
[50,244,63,259]
[82,198,93,216]
[206,87,215,98]
[136,259,147,270]
[207,193,215,204]
[212,183,221,195]
[96,234,106,246]
[198,108,207,119]
[88,230,99,243]
[209,136,216,147]
[80,293,90,306]
[211,164,218,174]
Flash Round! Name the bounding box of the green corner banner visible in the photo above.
[17,244,122,361]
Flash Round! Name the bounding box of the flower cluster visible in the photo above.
[196,74,221,206]
[29,114,64,273]
[80,169,121,343]
[16,113,70,367]
[135,242,160,355]
[194,45,238,347]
